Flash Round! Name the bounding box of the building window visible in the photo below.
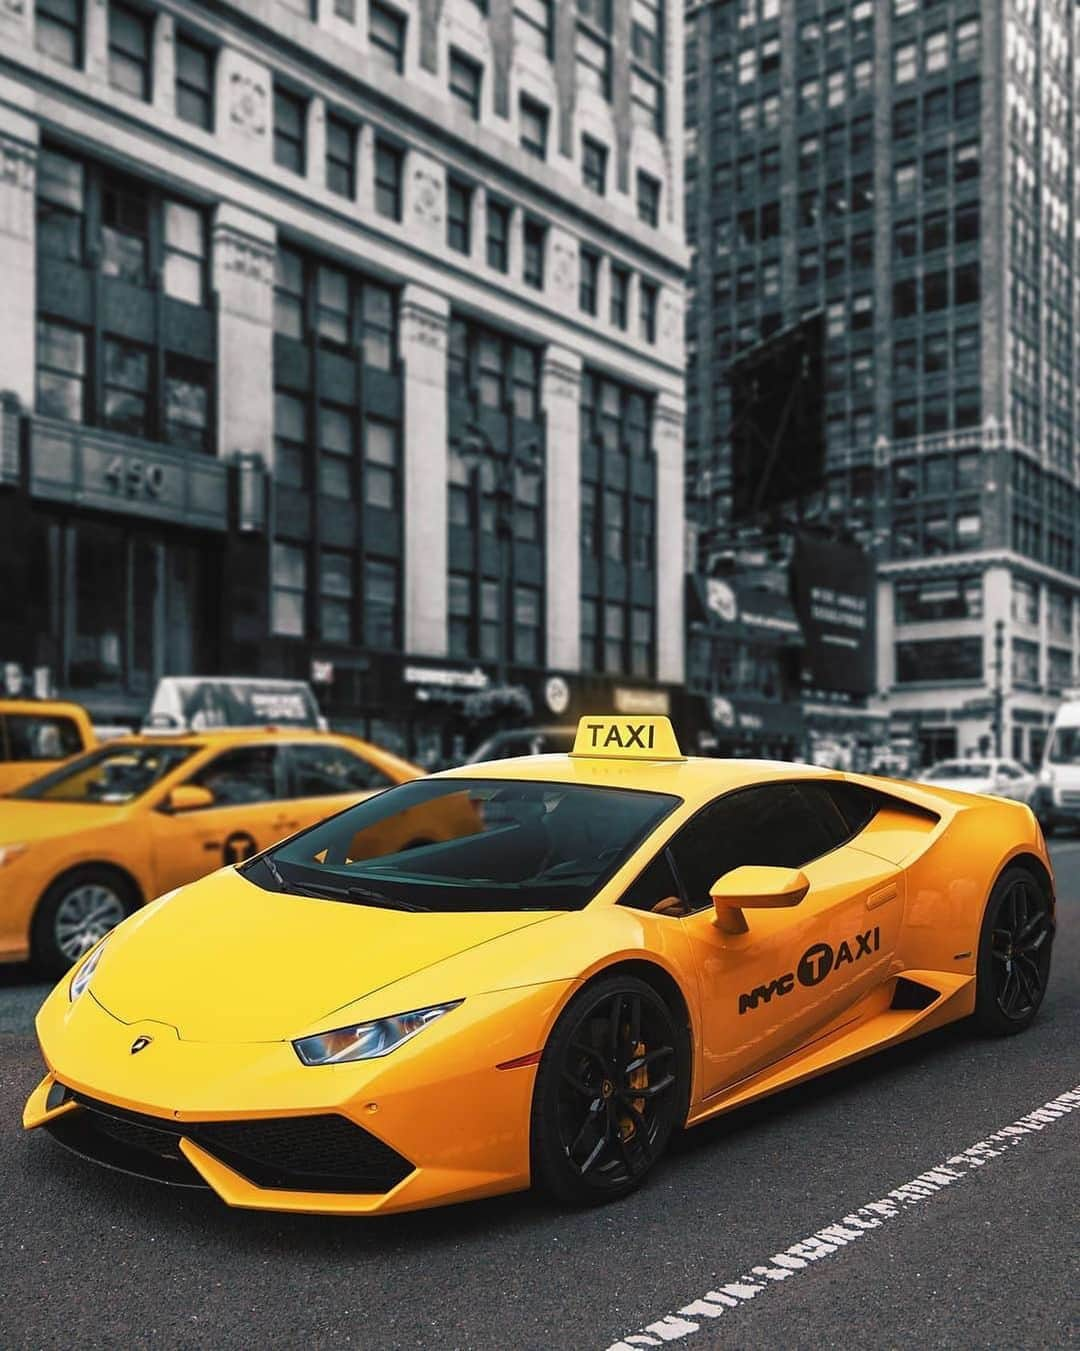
[163,358,210,452]
[175,32,214,130]
[36,0,82,66]
[580,597,598,669]
[274,87,307,175]
[630,70,663,134]
[274,247,397,370]
[519,95,548,158]
[163,200,206,305]
[639,281,657,344]
[631,607,653,677]
[449,49,483,120]
[582,136,608,195]
[486,199,509,272]
[109,1,152,101]
[955,17,979,64]
[514,0,552,57]
[514,586,541,665]
[36,320,86,423]
[523,218,545,290]
[896,637,982,684]
[369,1,406,75]
[272,543,307,638]
[36,148,84,264]
[579,248,599,316]
[450,318,539,422]
[365,417,398,508]
[610,265,629,330]
[632,0,662,70]
[924,28,947,73]
[604,602,625,673]
[448,573,473,658]
[325,115,356,198]
[575,24,611,99]
[364,559,399,649]
[319,550,353,643]
[374,139,402,220]
[955,261,980,306]
[317,402,353,499]
[274,391,306,488]
[637,171,660,228]
[447,178,471,254]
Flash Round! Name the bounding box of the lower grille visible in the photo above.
[1056,790,1080,807]
[44,1089,414,1195]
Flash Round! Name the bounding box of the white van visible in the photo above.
[1033,695,1080,835]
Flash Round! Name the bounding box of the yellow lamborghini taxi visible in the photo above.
[24,717,1055,1215]
[0,728,424,974]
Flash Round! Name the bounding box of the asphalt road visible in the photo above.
[1,845,1078,1350]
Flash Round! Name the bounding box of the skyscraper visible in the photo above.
[685,0,1080,766]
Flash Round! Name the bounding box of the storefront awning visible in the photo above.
[687,575,803,647]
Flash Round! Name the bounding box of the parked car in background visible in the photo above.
[0,728,427,974]
[466,727,576,764]
[1032,695,1080,836]
[0,700,96,795]
[917,757,1035,804]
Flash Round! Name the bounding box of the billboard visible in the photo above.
[729,314,826,520]
[790,534,876,695]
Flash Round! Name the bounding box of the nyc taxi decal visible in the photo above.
[738,926,882,1015]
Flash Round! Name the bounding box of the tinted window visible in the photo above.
[668,783,848,912]
[254,778,680,913]
[4,713,84,761]
[619,849,684,916]
[289,743,393,796]
[15,743,194,803]
[190,746,283,806]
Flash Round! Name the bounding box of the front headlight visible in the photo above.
[69,938,109,1002]
[0,843,28,868]
[292,1001,463,1066]
[1038,767,1054,785]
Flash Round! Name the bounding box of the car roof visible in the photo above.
[0,699,92,721]
[436,753,842,812]
[101,728,386,750]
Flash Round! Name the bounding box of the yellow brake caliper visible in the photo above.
[618,1041,648,1141]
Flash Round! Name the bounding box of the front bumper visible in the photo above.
[25,978,573,1215]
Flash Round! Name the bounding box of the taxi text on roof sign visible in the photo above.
[570,715,685,762]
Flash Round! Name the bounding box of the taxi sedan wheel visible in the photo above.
[974,866,1054,1036]
[531,975,683,1205]
[32,868,136,978]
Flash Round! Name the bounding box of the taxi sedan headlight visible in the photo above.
[292,1001,463,1066]
[69,938,109,1002]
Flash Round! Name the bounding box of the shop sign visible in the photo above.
[403,665,489,691]
[544,675,571,715]
[3,662,23,697]
[705,579,738,622]
[711,696,735,728]
[144,678,323,731]
[614,687,671,716]
[790,534,876,695]
[29,420,228,532]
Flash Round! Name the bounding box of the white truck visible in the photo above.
[1032,693,1080,836]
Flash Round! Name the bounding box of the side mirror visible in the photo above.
[165,783,215,813]
[710,866,810,934]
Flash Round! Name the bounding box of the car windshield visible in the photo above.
[926,761,991,779]
[1048,727,1080,765]
[249,777,680,913]
[13,743,195,804]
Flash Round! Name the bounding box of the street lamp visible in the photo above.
[459,418,543,685]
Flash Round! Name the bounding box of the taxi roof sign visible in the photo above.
[571,715,685,762]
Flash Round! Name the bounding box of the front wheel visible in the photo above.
[530,976,684,1205]
[973,867,1054,1036]
[31,868,135,978]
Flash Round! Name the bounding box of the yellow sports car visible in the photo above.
[24,717,1055,1215]
[1,728,424,974]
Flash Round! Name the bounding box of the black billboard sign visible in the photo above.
[790,535,876,695]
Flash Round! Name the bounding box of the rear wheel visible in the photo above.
[530,976,683,1204]
[31,868,136,978]
[973,867,1053,1036]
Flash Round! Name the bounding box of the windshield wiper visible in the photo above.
[262,853,287,890]
[280,877,428,912]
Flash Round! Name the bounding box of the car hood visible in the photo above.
[920,775,994,792]
[0,798,126,842]
[90,867,558,1042]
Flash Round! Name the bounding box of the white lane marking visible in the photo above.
[603,1084,1080,1349]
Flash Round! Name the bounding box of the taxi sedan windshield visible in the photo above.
[246,778,680,913]
[13,743,196,805]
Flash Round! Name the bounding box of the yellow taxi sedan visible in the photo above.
[0,728,423,974]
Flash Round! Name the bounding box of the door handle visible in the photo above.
[867,884,898,911]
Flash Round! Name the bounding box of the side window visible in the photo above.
[5,714,84,761]
[619,849,684,916]
[190,746,283,806]
[289,743,393,797]
[668,784,847,913]
[821,781,880,835]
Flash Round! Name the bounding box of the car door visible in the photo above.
[281,741,397,835]
[149,743,289,895]
[667,781,903,1099]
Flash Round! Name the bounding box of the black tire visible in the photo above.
[31,867,137,979]
[530,975,684,1205]
[972,866,1054,1036]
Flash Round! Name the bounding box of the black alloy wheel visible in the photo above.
[531,976,684,1204]
[974,866,1054,1035]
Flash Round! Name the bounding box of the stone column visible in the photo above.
[85,0,109,85]
[400,284,450,656]
[654,391,686,685]
[211,204,275,466]
[0,110,38,410]
[541,347,583,672]
[217,47,273,170]
[405,149,445,253]
[306,96,326,194]
[0,0,32,50]
[152,10,176,118]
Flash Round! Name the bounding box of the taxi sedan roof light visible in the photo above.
[570,715,685,763]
